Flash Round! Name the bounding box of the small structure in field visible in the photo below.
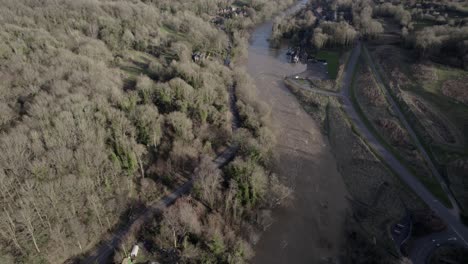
[130,245,139,260]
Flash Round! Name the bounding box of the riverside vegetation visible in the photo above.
[0,0,296,263]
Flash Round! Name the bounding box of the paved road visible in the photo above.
[362,45,460,215]
[80,146,238,264]
[290,42,468,264]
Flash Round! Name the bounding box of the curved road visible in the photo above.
[290,42,468,264]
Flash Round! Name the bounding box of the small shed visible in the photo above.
[130,245,139,260]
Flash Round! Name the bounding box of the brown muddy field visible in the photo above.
[246,4,350,263]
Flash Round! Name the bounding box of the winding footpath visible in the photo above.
[291,42,468,264]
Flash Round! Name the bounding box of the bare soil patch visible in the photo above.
[376,118,411,147]
[411,63,438,83]
[441,77,468,105]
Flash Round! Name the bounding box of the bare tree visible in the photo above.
[0,207,21,250]
[18,200,40,253]
[160,198,201,248]
[193,156,222,208]
[224,180,239,221]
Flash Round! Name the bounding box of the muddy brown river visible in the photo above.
[246,1,350,263]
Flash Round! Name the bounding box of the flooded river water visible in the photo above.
[246,1,350,263]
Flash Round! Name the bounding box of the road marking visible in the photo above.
[449,226,468,247]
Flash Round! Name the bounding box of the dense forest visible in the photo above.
[0,0,294,263]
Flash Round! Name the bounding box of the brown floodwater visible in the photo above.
[246,1,350,263]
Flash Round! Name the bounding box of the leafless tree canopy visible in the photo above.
[0,0,293,263]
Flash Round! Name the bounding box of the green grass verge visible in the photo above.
[348,57,453,208]
[402,85,468,150]
[421,64,467,95]
[316,50,339,80]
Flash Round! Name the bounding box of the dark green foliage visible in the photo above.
[225,158,268,207]
[110,132,138,174]
[317,50,340,79]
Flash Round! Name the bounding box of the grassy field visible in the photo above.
[415,63,468,96]
[316,50,340,79]
[349,58,453,208]
[367,44,468,214]
[408,64,468,150]
[369,45,468,151]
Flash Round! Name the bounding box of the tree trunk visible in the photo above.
[31,231,41,253]
[3,209,21,250]
[173,228,177,248]
[138,156,145,178]
[90,197,103,228]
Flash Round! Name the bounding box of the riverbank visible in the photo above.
[245,1,350,262]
